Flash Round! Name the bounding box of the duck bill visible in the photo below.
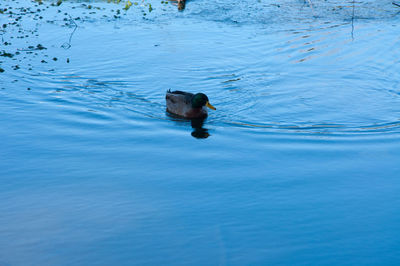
[206,102,216,110]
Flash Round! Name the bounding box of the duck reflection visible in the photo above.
[190,118,210,139]
[166,113,210,139]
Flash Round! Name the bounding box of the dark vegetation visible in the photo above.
[1,1,399,75]
[0,0,183,74]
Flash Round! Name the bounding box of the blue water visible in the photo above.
[1,0,400,265]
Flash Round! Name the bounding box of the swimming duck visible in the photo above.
[170,0,185,10]
[178,0,185,10]
[166,90,216,118]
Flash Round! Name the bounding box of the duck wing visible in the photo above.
[167,90,193,99]
[166,90,193,104]
[166,90,194,116]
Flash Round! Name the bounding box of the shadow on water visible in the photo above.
[166,112,210,139]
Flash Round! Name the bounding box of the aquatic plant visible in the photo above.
[1,0,399,75]
[123,0,133,10]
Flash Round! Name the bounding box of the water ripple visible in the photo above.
[3,0,400,139]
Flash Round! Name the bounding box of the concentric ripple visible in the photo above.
[2,0,400,137]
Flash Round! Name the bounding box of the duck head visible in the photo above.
[191,93,216,110]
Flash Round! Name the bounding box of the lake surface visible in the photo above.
[1,0,400,265]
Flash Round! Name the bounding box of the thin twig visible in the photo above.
[61,15,78,49]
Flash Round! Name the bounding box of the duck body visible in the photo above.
[170,0,185,10]
[178,0,185,10]
[166,90,216,119]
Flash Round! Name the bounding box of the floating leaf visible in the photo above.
[124,1,133,10]
[36,44,46,50]
[0,51,13,58]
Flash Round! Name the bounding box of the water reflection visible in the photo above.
[166,113,210,139]
[191,118,210,139]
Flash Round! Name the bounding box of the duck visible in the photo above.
[178,0,185,10]
[166,90,216,118]
[170,0,186,10]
